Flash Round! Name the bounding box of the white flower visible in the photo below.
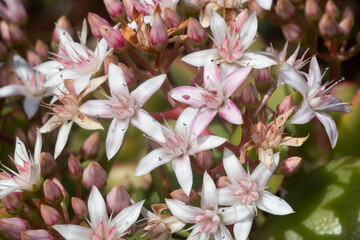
[53,186,144,240]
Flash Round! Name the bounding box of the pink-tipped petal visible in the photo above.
[222,67,251,98]
[134,149,171,176]
[130,74,166,106]
[181,49,219,67]
[223,148,247,184]
[54,121,73,159]
[257,190,294,215]
[113,200,144,236]
[106,118,129,160]
[279,70,308,97]
[191,108,217,136]
[108,63,129,97]
[315,112,338,148]
[219,99,243,125]
[233,216,254,240]
[88,186,108,227]
[188,135,227,155]
[131,109,165,143]
[165,199,203,223]
[173,154,193,195]
[291,101,315,124]
[169,86,207,107]
[201,172,218,210]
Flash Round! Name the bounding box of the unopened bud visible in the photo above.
[231,9,249,33]
[104,0,125,21]
[40,204,62,226]
[318,14,338,39]
[0,20,11,44]
[99,25,126,51]
[43,179,63,204]
[88,12,112,38]
[21,230,53,240]
[40,152,57,177]
[281,156,302,175]
[150,12,168,51]
[26,50,41,67]
[52,16,73,43]
[82,162,107,190]
[106,185,130,215]
[305,0,321,20]
[81,132,101,158]
[68,154,82,181]
[241,83,258,106]
[170,189,195,204]
[325,0,339,18]
[277,95,294,115]
[71,197,87,217]
[248,0,265,18]
[52,178,68,198]
[118,62,135,86]
[342,7,354,21]
[197,150,214,169]
[2,193,23,214]
[275,0,295,20]
[339,18,353,37]
[187,17,207,45]
[255,68,273,93]
[0,0,27,24]
[217,176,230,188]
[164,8,182,29]
[0,217,29,240]
[35,40,49,59]
[9,23,23,43]
[282,23,302,42]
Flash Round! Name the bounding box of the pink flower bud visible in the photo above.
[305,0,321,20]
[170,189,195,204]
[231,9,249,33]
[275,0,295,20]
[0,217,29,240]
[26,50,41,68]
[255,68,273,93]
[104,0,125,21]
[9,23,23,43]
[118,62,135,86]
[0,20,11,44]
[68,154,82,181]
[21,230,53,240]
[52,16,73,43]
[339,17,353,37]
[40,204,62,226]
[281,156,302,175]
[164,8,182,29]
[197,150,214,169]
[88,12,112,38]
[277,95,294,115]
[241,83,258,106]
[43,179,63,204]
[282,23,302,42]
[40,152,57,177]
[82,162,107,190]
[2,193,23,214]
[150,12,168,50]
[52,178,68,197]
[187,17,207,45]
[35,39,49,59]
[106,185,130,215]
[0,0,27,24]
[342,7,354,21]
[248,0,265,18]
[325,0,339,18]
[318,14,338,39]
[81,132,101,158]
[71,197,87,217]
[217,176,230,188]
[99,25,126,51]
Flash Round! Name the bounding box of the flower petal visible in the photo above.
[88,186,108,227]
[79,100,114,118]
[0,85,26,98]
[240,12,258,50]
[256,0,272,10]
[237,51,277,69]
[81,75,108,98]
[203,55,220,89]
[315,112,338,148]
[218,187,237,206]
[188,135,227,155]
[14,137,30,166]
[257,190,294,215]
[223,148,247,184]
[54,121,73,159]
[40,116,63,133]
[34,129,42,166]
[209,10,230,45]
[213,223,232,240]
[201,171,218,210]
[23,96,41,119]
[165,199,203,223]
[175,107,198,136]
[131,108,165,143]
[222,67,251,98]
[191,108,217,136]
[108,63,129,97]
[13,55,31,83]
[291,101,316,124]
[219,99,243,125]
[130,74,166,106]
[279,69,308,97]
[169,86,206,107]
[74,73,92,94]
[73,114,104,130]
[233,216,254,240]
[134,149,172,176]
[251,152,280,187]
[181,49,219,67]
[105,118,129,160]
[33,60,64,76]
[307,57,322,89]
[220,205,254,225]
[173,154,193,195]
[53,224,92,240]
[94,38,109,60]
[113,200,144,236]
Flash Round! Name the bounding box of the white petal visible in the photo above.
[240,12,258,50]
[222,67,251,98]
[40,116,62,133]
[291,101,315,124]
[251,152,280,187]
[223,148,247,184]
[88,186,108,227]
[23,96,41,119]
[209,10,230,45]
[218,99,243,125]
[73,114,103,130]
[203,55,220,90]
[165,199,203,223]
[79,100,114,118]
[201,171,218,210]
[53,224,92,240]
[80,19,87,44]
[237,51,277,69]
[279,70,308,97]
[13,55,31,82]
[257,190,294,215]
[188,135,227,155]
[73,73,92,95]
[233,216,254,240]
[220,205,254,225]
[105,118,129,160]
[81,75,108,98]
[256,0,272,10]
[0,85,26,98]
[0,186,20,198]
[33,60,64,76]
[34,129,42,166]
[307,57,321,89]
[214,224,232,240]
[54,121,73,159]
[108,63,129,97]
[315,112,338,148]
[134,149,172,176]
[220,62,238,81]
[94,38,109,60]
[130,74,166,106]
[169,86,207,107]
[14,137,30,166]
[181,49,219,67]
[173,154,193,195]
[113,200,144,236]
[131,109,165,143]
[175,107,198,136]
[218,187,237,206]
[190,108,218,136]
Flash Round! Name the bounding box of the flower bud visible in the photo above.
[21,229,53,240]
[197,150,214,169]
[170,189,196,204]
[275,0,295,20]
[217,176,230,188]
[26,50,41,67]
[9,23,23,43]
[82,162,107,190]
[106,185,130,215]
[231,9,249,33]
[149,12,168,51]
[339,17,353,37]
[40,152,57,177]
[277,95,294,115]
[187,17,207,45]
[325,0,339,18]
[104,0,125,21]
[2,193,23,214]
[52,178,68,197]
[40,205,62,226]
[118,62,135,86]
[255,68,273,93]
[52,16,73,43]
[43,179,63,204]
[68,154,82,181]
[342,7,354,21]
[71,197,87,217]
[81,132,101,158]
[305,0,321,20]
[99,25,126,51]
[0,20,11,44]
[318,14,338,39]
[88,12,112,38]
[35,39,49,59]
[248,0,265,18]
[241,83,258,106]
[0,0,27,24]
[164,8,182,29]
[282,23,302,42]
[281,156,302,175]
[0,217,29,240]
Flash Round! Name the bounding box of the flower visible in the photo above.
[279,56,351,148]
[53,185,144,240]
[134,107,227,195]
[34,19,110,94]
[170,55,251,136]
[166,172,253,240]
[80,63,166,160]
[0,129,43,198]
[0,55,49,119]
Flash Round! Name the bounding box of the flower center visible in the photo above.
[161,128,189,157]
[194,210,220,235]
[91,220,116,240]
[234,180,259,205]
[201,89,224,109]
[111,92,136,120]
[218,35,244,63]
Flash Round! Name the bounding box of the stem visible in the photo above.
[251,84,277,120]
[150,107,182,120]
[75,181,82,198]
[129,48,156,76]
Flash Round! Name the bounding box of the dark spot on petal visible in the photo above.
[182,94,190,100]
